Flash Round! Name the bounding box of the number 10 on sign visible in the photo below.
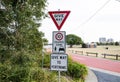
[52,31,66,54]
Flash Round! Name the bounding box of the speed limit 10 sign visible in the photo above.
[53,31,65,42]
[55,32,63,41]
[52,31,66,54]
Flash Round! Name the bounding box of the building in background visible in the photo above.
[107,38,114,43]
[99,37,115,45]
[99,37,106,43]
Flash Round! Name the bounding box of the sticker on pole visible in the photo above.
[48,11,70,30]
[52,31,66,54]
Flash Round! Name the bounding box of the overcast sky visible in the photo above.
[39,0,120,43]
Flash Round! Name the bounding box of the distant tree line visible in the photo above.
[96,41,120,46]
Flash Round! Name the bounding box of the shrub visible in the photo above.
[30,68,57,82]
[0,49,88,82]
[10,52,32,66]
[0,63,30,82]
[8,67,30,82]
[115,42,119,46]
[67,57,88,81]
[82,43,88,48]
[43,54,50,68]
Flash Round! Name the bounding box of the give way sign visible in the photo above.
[48,11,70,30]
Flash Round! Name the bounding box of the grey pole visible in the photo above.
[42,43,44,69]
[58,71,61,82]
[42,50,44,69]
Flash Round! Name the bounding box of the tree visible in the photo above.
[43,38,48,45]
[0,0,47,64]
[66,34,83,48]
[0,1,47,81]
[0,0,47,53]
[115,41,119,46]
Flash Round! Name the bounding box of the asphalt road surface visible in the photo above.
[92,70,120,82]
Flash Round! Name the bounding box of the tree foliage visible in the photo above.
[0,0,49,81]
[0,0,47,52]
[115,41,119,46]
[66,34,83,48]
[43,38,48,45]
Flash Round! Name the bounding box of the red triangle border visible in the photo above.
[49,11,70,30]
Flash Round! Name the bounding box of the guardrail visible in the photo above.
[75,51,83,55]
[102,54,120,60]
[86,52,98,57]
[68,50,120,60]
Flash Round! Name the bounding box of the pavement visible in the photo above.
[85,68,98,82]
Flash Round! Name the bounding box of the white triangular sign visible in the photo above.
[52,13,67,26]
[49,11,70,30]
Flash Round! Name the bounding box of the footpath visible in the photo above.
[85,68,98,82]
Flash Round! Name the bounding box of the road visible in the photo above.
[70,53,120,82]
[93,70,120,82]
[70,54,120,73]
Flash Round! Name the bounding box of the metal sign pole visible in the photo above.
[58,71,61,82]
[42,43,44,69]
[42,50,44,69]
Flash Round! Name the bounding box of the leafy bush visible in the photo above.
[8,67,30,82]
[30,68,57,82]
[0,64,30,82]
[67,57,88,81]
[43,54,50,68]
[0,49,88,82]
[115,42,119,46]
[82,43,88,48]
[10,52,33,66]
[0,50,12,64]
[0,51,57,82]
[0,63,57,82]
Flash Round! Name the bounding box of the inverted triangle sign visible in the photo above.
[49,11,70,30]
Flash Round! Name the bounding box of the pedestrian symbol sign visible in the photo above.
[49,11,70,30]
[52,31,66,54]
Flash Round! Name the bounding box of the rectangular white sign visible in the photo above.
[50,54,68,71]
[52,31,66,54]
